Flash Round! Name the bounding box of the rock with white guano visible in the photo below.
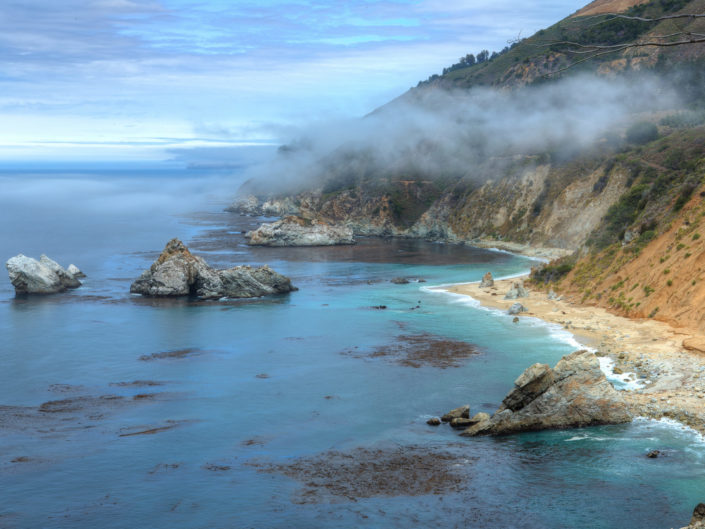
[6,254,82,294]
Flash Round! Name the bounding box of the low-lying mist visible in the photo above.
[240,73,680,197]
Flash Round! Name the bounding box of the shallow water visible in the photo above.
[1,168,703,529]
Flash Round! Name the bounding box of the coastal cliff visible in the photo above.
[231,156,630,259]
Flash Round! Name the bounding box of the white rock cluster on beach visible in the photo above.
[504,280,528,299]
[246,216,355,247]
[5,254,84,294]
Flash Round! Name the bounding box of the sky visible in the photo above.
[0,0,590,162]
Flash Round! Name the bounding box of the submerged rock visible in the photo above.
[246,216,355,246]
[391,277,410,285]
[504,281,528,300]
[130,238,296,299]
[460,350,631,436]
[6,254,82,294]
[479,272,494,288]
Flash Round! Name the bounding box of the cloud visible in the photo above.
[0,0,589,160]
[237,73,680,196]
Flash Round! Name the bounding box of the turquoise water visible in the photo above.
[1,169,704,528]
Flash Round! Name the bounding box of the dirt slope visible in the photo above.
[574,0,651,16]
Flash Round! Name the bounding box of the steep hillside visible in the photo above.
[234,0,705,286]
[417,0,705,88]
[531,124,705,332]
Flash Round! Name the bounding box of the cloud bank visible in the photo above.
[239,73,679,196]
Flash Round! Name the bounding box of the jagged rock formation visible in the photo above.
[504,281,529,300]
[130,239,296,299]
[228,159,624,257]
[461,350,631,436]
[480,272,494,288]
[246,216,355,246]
[6,254,83,294]
[681,504,705,529]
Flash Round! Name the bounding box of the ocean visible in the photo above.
[1,166,703,529]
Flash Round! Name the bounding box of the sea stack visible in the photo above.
[130,238,296,299]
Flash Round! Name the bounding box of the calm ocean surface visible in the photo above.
[1,167,704,529]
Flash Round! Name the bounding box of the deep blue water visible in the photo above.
[1,168,704,529]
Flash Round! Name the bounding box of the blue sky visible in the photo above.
[0,0,589,162]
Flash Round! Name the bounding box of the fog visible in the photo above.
[0,167,251,268]
[240,73,679,196]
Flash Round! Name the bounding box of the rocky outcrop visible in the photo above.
[441,405,470,422]
[508,302,528,315]
[226,195,300,217]
[480,272,494,288]
[66,264,86,279]
[504,281,528,300]
[246,216,355,247]
[6,254,83,294]
[130,239,296,299]
[681,504,705,529]
[461,350,631,436]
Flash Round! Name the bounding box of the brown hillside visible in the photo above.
[558,189,705,333]
[574,0,650,16]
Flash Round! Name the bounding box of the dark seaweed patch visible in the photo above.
[251,445,474,504]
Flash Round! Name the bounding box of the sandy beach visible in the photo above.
[445,276,705,434]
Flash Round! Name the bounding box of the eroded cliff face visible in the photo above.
[554,188,705,334]
[230,158,629,258]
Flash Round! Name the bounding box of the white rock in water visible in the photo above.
[66,264,86,278]
[6,254,82,294]
[246,216,355,247]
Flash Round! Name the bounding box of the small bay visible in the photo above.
[0,167,703,529]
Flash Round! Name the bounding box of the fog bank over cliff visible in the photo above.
[239,74,678,197]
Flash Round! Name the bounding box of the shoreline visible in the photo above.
[438,276,705,435]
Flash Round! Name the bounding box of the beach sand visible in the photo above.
[445,277,705,434]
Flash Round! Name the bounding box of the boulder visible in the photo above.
[246,216,354,246]
[130,238,296,300]
[508,303,528,315]
[547,289,561,301]
[480,272,494,288]
[682,504,705,529]
[426,417,441,426]
[441,405,470,422]
[460,350,631,437]
[692,504,705,526]
[6,254,82,294]
[504,281,528,300]
[683,337,705,355]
